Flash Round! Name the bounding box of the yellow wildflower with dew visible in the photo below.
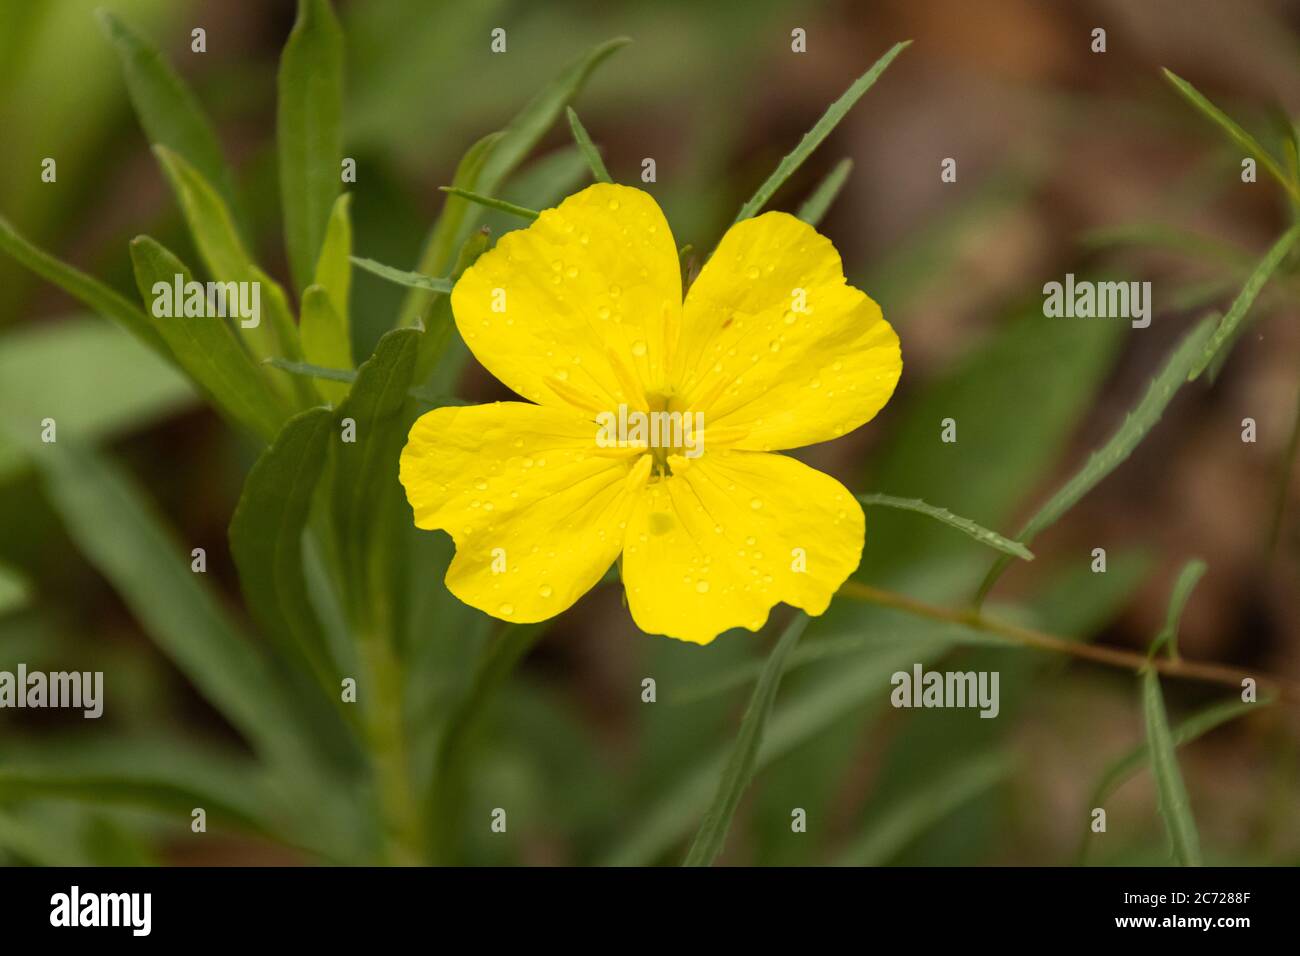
[400,183,901,643]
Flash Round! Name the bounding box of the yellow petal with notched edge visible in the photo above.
[399,401,648,623]
[450,183,682,415]
[620,449,864,643]
[673,211,900,452]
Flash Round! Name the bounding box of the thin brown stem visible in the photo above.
[837,580,1300,704]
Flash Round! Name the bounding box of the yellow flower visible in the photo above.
[399,183,901,644]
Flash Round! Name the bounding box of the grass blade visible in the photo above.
[1162,68,1300,202]
[734,41,910,223]
[682,613,808,866]
[129,235,288,441]
[352,256,452,293]
[565,106,612,183]
[97,10,244,229]
[1141,668,1203,865]
[1148,559,1207,660]
[438,187,538,220]
[857,492,1033,561]
[977,315,1217,603]
[0,215,167,358]
[1187,225,1300,380]
[797,158,852,226]
[278,0,344,292]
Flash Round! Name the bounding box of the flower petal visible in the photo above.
[400,401,648,623]
[450,183,682,415]
[675,212,900,451]
[620,450,864,643]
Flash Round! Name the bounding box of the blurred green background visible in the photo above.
[0,0,1297,865]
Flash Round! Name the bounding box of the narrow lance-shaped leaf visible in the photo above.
[797,158,853,226]
[976,315,1217,603]
[352,256,452,293]
[395,131,502,327]
[1187,225,1300,380]
[32,441,316,776]
[439,187,539,221]
[1148,559,1207,660]
[398,38,629,325]
[314,192,353,328]
[416,229,491,383]
[682,613,808,866]
[1162,68,1300,203]
[566,106,612,183]
[1141,668,1203,866]
[1079,695,1265,863]
[278,0,344,292]
[734,41,910,223]
[857,492,1033,561]
[153,146,303,368]
[129,235,288,441]
[97,10,245,229]
[331,328,421,630]
[0,215,167,357]
[300,286,352,403]
[230,407,340,695]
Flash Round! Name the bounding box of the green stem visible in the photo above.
[359,627,422,864]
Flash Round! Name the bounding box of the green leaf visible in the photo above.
[264,357,462,407]
[0,316,195,482]
[278,0,344,292]
[1081,695,1264,863]
[1187,225,1300,380]
[331,327,420,628]
[395,132,502,327]
[796,158,852,226]
[1162,68,1300,202]
[96,10,243,228]
[734,41,910,223]
[415,229,491,384]
[314,193,353,325]
[300,286,353,403]
[128,235,287,441]
[682,613,807,866]
[834,750,1010,865]
[438,187,538,221]
[229,407,336,685]
[152,146,298,364]
[397,38,629,324]
[31,442,316,775]
[1141,668,1203,866]
[1148,559,1207,660]
[857,493,1033,561]
[426,622,546,860]
[352,256,451,293]
[565,106,612,183]
[0,215,168,357]
[478,37,630,194]
[977,315,1217,603]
